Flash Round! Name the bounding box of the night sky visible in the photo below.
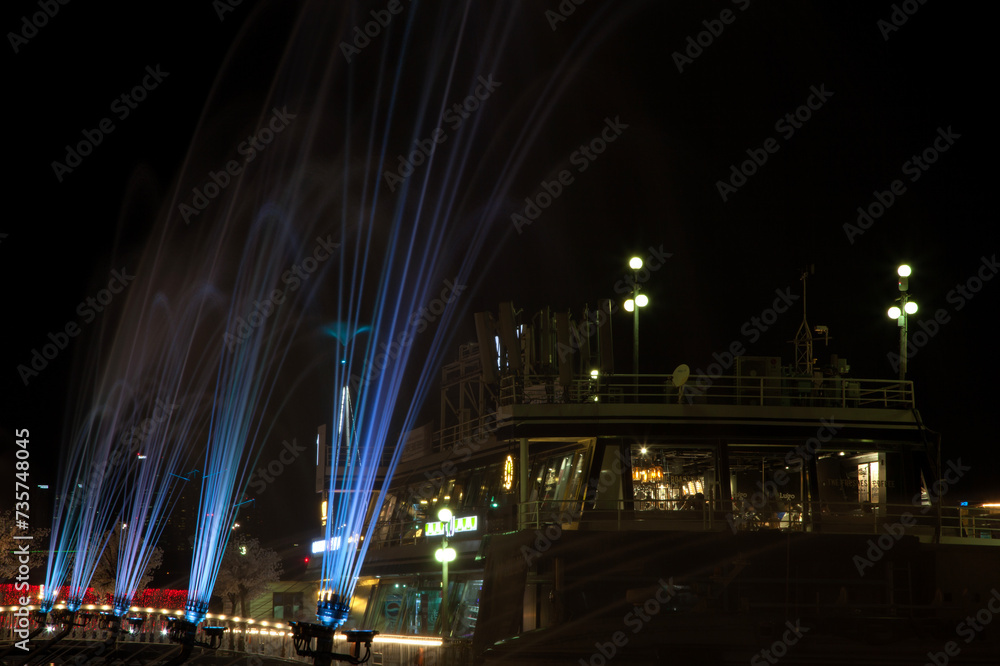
[3,0,997,576]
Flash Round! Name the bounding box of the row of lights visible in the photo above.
[0,604,443,647]
[1,604,287,629]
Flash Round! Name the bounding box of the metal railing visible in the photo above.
[434,416,496,453]
[365,501,999,551]
[0,613,471,665]
[518,499,1000,542]
[0,609,313,663]
[499,373,915,409]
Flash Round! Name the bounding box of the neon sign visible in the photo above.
[425,515,478,537]
[503,454,514,491]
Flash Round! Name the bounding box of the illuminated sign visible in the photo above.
[425,515,478,538]
[503,455,514,491]
[311,534,360,553]
[312,537,339,554]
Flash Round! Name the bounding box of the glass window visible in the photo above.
[633,446,715,512]
[463,471,483,508]
[858,460,880,505]
[360,580,484,638]
[446,580,482,639]
[527,450,588,517]
[361,582,418,635]
[272,592,304,620]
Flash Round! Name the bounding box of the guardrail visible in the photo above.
[517,499,1000,542]
[434,416,496,453]
[498,373,915,410]
[366,501,999,551]
[0,612,465,665]
[428,375,913,452]
[0,608,311,663]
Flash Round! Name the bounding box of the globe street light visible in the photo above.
[887,264,918,381]
[624,256,648,398]
[434,508,455,638]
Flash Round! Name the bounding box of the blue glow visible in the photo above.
[43,0,587,627]
[45,393,135,611]
[44,286,225,613]
[112,295,223,615]
[323,322,372,344]
[311,2,534,622]
[185,211,327,623]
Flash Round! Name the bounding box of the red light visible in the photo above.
[304,557,309,564]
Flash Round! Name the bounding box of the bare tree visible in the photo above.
[90,522,164,604]
[0,509,50,580]
[214,536,283,618]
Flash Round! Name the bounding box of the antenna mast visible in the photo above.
[792,266,814,375]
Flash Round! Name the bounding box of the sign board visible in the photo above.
[425,515,478,538]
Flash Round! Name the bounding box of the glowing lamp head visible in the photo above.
[635,294,648,308]
[887,306,901,319]
[435,547,457,563]
[317,594,350,628]
[629,257,643,270]
[437,507,453,523]
[113,598,132,617]
[897,264,911,277]
[184,600,209,624]
[904,301,918,314]
[624,299,635,312]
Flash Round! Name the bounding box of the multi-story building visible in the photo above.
[310,302,1000,665]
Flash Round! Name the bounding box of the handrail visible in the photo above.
[497,373,914,409]
[514,499,1000,541]
[434,416,496,453]
[365,500,999,547]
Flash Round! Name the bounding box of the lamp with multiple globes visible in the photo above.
[624,256,649,398]
[434,507,455,638]
[886,264,918,381]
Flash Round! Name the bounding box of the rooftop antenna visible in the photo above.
[791,265,814,375]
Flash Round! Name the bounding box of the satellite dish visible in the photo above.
[671,364,690,387]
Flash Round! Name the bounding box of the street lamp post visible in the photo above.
[624,256,648,399]
[434,508,456,638]
[887,264,918,382]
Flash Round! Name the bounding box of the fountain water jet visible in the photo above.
[41,2,627,657]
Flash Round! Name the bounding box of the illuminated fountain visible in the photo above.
[37,0,606,660]
[39,277,227,660]
[170,3,602,660]
[185,214,325,626]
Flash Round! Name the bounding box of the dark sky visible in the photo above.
[3,0,997,571]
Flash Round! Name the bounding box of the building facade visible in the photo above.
[310,302,999,664]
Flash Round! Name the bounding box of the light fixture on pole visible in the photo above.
[434,507,456,638]
[887,264,918,381]
[624,256,648,398]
